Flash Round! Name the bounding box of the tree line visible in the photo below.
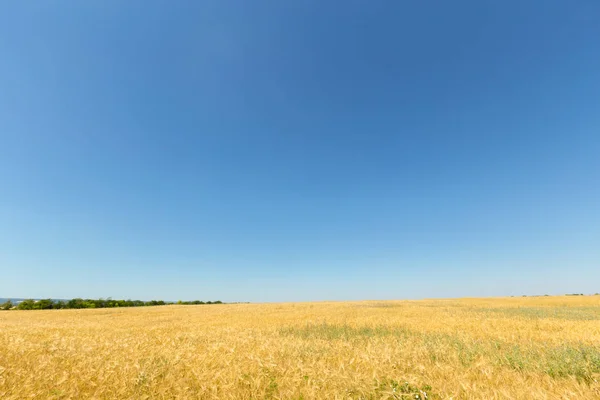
[0,298,223,310]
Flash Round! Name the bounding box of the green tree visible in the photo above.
[68,298,85,309]
[1,300,13,310]
[35,299,54,310]
[54,300,66,309]
[17,299,36,310]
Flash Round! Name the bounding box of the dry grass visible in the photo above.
[1,296,600,399]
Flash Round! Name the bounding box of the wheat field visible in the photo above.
[1,296,599,399]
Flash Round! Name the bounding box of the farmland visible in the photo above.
[1,296,599,399]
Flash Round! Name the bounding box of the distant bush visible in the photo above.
[176,300,223,305]
[9,298,224,311]
[16,299,37,310]
[1,300,13,310]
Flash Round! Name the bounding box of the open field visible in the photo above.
[1,296,599,399]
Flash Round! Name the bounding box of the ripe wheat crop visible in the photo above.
[1,296,599,399]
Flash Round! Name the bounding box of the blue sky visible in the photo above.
[1,1,599,302]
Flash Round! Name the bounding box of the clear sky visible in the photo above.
[1,1,599,302]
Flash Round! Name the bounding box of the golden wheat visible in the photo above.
[1,296,599,399]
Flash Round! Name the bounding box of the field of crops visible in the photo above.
[1,296,599,399]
